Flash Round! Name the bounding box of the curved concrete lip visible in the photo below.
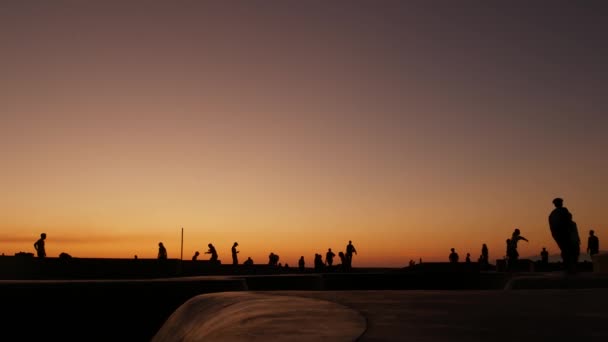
[152,291,367,342]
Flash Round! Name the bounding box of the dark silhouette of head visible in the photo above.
[451,248,455,252]
[328,248,332,251]
[553,197,563,208]
[513,228,520,236]
[349,240,352,244]
[233,242,238,246]
[542,247,546,251]
[41,233,46,239]
[590,230,595,236]
[208,243,213,248]
[158,242,163,247]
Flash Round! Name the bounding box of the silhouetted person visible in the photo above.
[192,251,200,261]
[338,252,347,270]
[325,248,336,267]
[298,256,305,272]
[59,252,72,260]
[588,230,599,256]
[158,242,167,260]
[449,248,459,263]
[268,252,279,266]
[549,198,580,273]
[346,240,357,269]
[540,247,549,265]
[465,253,471,263]
[134,255,138,260]
[314,253,324,272]
[243,257,254,266]
[231,242,239,265]
[409,259,415,267]
[507,228,528,269]
[205,243,218,262]
[34,233,46,259]
[481,243,489,267]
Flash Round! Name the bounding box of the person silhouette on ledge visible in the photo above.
[205,243,218,262]
[345,240,357,269]
[481,243,489,267]
[325,248,336,267]
[540,247,549,265]
[588,229,599,256]
[243,256,254,266]
[449,248,459,263]
[231,242,239,265]
[465,253,471,263]
[158,242,167,260]
[549,198,580,274]
[34,233,47,259]
[298,256,305,272]
[192,251,200,261]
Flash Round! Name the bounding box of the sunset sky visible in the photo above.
[1,1,606,267]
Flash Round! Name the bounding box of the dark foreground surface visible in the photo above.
[2,272,608,341]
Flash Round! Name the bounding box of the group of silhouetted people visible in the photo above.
[28,197,599,276]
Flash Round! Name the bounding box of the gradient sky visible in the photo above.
[1,1,607,267]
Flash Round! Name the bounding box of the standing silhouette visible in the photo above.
[205,243,218,262]
[298,256,305,272]
[157,242,167,260]
[345,240,357,269]
[465,253,471,263]
[231,242,239,265]
[548,198,580,273]
[325,248,336,267]
[33,233,47,259]
[587,229,599,256]
[540,247,549,265]
[481,243,489,266]
[449,248,459,263]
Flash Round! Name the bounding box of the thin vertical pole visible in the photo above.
[180,227,184,261]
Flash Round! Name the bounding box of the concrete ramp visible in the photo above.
[152,292,366,342]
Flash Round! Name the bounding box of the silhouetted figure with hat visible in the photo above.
[298,256,305,272]
[587,229,599,257]
[548,198,580,273]
[34,233,47,259]
[205,243,218,262]
[345,240,357,270]
[157,242,167,260]
[192,251,200,261]
[540,247,549,265]
[231,242,239,265]
[325,248,336,267]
